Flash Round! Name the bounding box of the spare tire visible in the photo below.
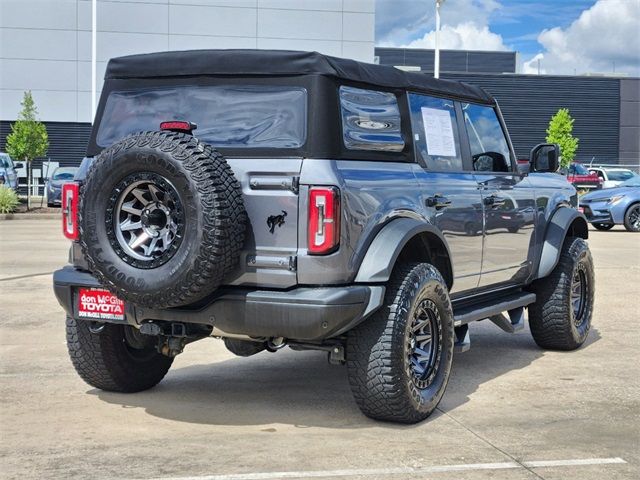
[79,131,246,309]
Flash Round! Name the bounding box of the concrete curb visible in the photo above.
[1,213,60,220]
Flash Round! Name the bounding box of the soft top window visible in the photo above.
[339,86,404,152]
[96,85,307,149]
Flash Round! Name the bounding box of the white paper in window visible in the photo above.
[421,107,456,157]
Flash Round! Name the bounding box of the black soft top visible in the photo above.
[105,49,494,105]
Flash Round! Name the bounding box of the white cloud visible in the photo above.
[527,0,640,75]
[376,0,504,47]
[522,53,545,75]
[401,21,508,51]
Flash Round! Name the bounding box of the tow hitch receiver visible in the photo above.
[139,321,211,358]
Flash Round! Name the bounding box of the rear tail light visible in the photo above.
[160,120,197,134]
[308,187,340,255]
[62,182,79,240]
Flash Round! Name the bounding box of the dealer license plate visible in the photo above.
[77,288,125,321]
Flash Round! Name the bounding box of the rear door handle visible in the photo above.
[426,194,452,210]
[484,195,506,208]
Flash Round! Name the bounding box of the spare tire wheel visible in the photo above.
[79,131,246,309]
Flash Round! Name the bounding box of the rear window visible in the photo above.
[52,168,78,180]
[96,85,307,149]
[607,170,635,181]
[570,163,590,175]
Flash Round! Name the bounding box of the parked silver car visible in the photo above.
[46,167,79,207]
[580,176,640,231]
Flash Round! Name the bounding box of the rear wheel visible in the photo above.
[528,237,594,350]
[592,222,614,231]
[623,204,640,232]
[346,263,454,423]
[66,316,173,392]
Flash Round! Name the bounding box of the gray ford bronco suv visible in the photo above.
[54,50,594,423]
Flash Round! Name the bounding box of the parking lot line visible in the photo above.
[147,457,627,480]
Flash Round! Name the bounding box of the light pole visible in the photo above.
[91,0,97,121]
[434,0,445,79]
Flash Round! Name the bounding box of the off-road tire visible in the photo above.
[528,237,594,350]
[346,263,454,423]
[623,203,640,232]
[80,131,246,309]
[592,222,614,231]
[66,316,173,392]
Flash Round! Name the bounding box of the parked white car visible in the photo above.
[588,167,637,189]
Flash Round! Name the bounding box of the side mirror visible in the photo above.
[14,162,24,169]
[472,152,510,172]
[530,143,560,173]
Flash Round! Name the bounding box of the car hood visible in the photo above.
[581,186,638,202]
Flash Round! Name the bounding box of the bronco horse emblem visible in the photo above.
[267,210,287,234]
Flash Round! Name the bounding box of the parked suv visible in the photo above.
[53,50,594,423]
[0,152,20,191]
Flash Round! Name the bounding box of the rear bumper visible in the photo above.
[53,266,384,341]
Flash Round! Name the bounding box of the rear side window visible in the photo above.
[339,86,404,152]
[408,93,462,172]
[96,85,307,149]
[462,103,511,173]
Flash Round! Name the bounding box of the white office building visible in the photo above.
[0,0,376,123]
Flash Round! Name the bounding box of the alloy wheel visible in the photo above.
[107,173,185,269]
[406,298,443,390]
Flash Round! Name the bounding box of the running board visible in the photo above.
[453,292,536,327]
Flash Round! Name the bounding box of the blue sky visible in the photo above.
[487,0,596,56]
[375,0,640,75]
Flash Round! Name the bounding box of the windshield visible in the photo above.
[607,170,636,181]
[620,176,640,188]
[0,154,13,169]
[97,85,307,149]
[570,163,590,175]
[52,168,78,180]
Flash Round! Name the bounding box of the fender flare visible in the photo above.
[354,217,452,283]
[536,207,589,279]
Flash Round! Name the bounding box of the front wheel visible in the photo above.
[347,263,454,423]
[66,317,173,392]
[624,204,640,232]
[592,222,614,231]
[528,237,594,350]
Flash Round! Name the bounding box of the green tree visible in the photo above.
[6,91,49,210]
[546,108,579,169]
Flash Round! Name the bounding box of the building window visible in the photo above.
[339,86,404,152]
[409,93,462,171]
